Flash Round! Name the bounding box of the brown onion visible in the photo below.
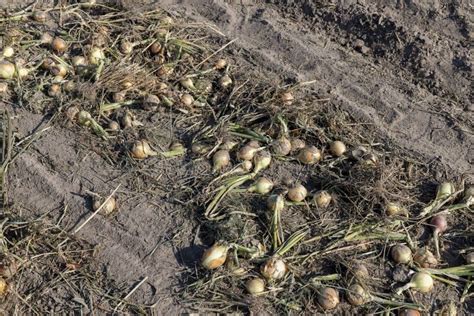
[280,91,294,105]
[317,287,340,310]
[287,184,307,202]
[329,141,346,157]
[201,243,228,269]
[413,248,438,268]
[346,283,369,306]
[246,278,265,295]
[219,75,232,88]
[290,138,306,152]
[0,60,15,79]
[313,190,332,208]
[267,194,285,213]
[131,140,158,159]
[108,121,120,131]
[249,177,274,195]
[2,46,14,58]
[212,150,231,172]
[93,196,117,215]
[51,37,67,54]
[271,136,292,156]
[149,42,161,54]
[215,58,227,70]
[297,146,321,164]
[391,244,412,264]
[180,93,194,107]
[47,84,61,97]
[0,278,7,296]
[260,257,287,280]
[398,309,421,316]
[32,10,48,22]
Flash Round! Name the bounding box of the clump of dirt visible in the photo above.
[0,1,472,315]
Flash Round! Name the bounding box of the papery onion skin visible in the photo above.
[317,287,340,310]
[287,184,307,202]
[246,278,265,295]
[201,243,228,270]
[391,244,413,264]
[346,283,368,306]
[260,257,287,280]
[329,141,346,157]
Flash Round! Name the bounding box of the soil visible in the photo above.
[1,0,472,314]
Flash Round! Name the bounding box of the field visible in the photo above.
[0,0,472,314]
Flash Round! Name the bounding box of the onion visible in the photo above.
[260,257,287,280]
[2,46,14,58]
[329,141,346,157]
[271,136,292,156]
[51,64,68,77]
[180,78,195,90]
[219,139,238,151]
[180,93,194,107]
[237,144,260,161]
[17,67,30,79]
[219,75,232,88]
[346,283,369,306]
[215,58,227,70]
[396,272,434,294]
[0,278,7,296]
[77,110,92,126]
[290,138,306,152]
[436,182,455,199]
[297,146,321,164]
[108,121,120,131]
[430,214,447,259]
[399,309,421,316]
[287,184,307,202]
[280,91,294,105]
[32,10,48,22]
[0,82,8,94]
[41,58,55,70]
[72,56,87,67]
[385,202,408,217]
[48,84,61,97]
[313,190,332,208]
[317,287,340,310]
[51,37,67,54]
[89,47,105,65]
[246,278,265,295]
[226,259,246,276]
[267,194,285,213]
[391,244,412,264]
[64,81,75,92]
[201,243,228,269]
[40,32,54,45]
[241,160,253,172]
[149,42,161,54]
[0,60,15,79]
[66,106,80,121]
[112,91,126,103]
[413,248,438,268]
[247,140,260,148]
[131,140,158,159]
[195,79,213,93]
[93,196,117,215]
[248,177,274,195]
[465,252,474,264]
[191,143,210,155]
[119,39,133,54]
[253,150,272,174]
[212,149,231,172]
[158,65,173,77]
[142,94,160,111]
[351,262,369,279]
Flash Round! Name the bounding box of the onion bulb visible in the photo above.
[413,248,438,268]
[64,81,75,92]
[290,138,306,152]
[391,244,412,264]
[66,106,80,122]
[142,94,160,111]
[465,252,474,264]
[191,143,210,155]
[313,190,332,208]
[77,110,92,126]
[212,149,230,172]
[51,64,68,77]
[180,78,195,90]
[93,196,117,215]
[215,58,227,70]
[131,140,158,159]
[219,75,232,88]
[0,60,15,79]
[51,37,67,54]
[329,141,346,157]
[149,42,161,54]
[195,79,213,93]
[40,32,54,45]
[72,56,87,67]
[0,278,7,296]
[2,46,14,58]
[351,262,369,279]
[253,150,272,174]
[280,91,294,105]
[237,144,260,161]
[436,182,455,200]
[271,136,292,156]
[47,84,61,97]
[201,243,228,269]
[317,287,340,310]
[108,121,120,131]
[287,184,307,202]
[246,278,265,295]
[32,10,48,22]
[180,93,194,107]
[399,309,421,316]
[260,257,287,280]
[297,146,321,165]
[89,47,105,65]
[267,194,285,213]
[346,283,369,306]
[430,214,447,259]
[396,272,434,295]
[112,91,126,103]
[248,177,274,195]
[385,202,408,217]
[119,40,133,54]
[219,139,238,151]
